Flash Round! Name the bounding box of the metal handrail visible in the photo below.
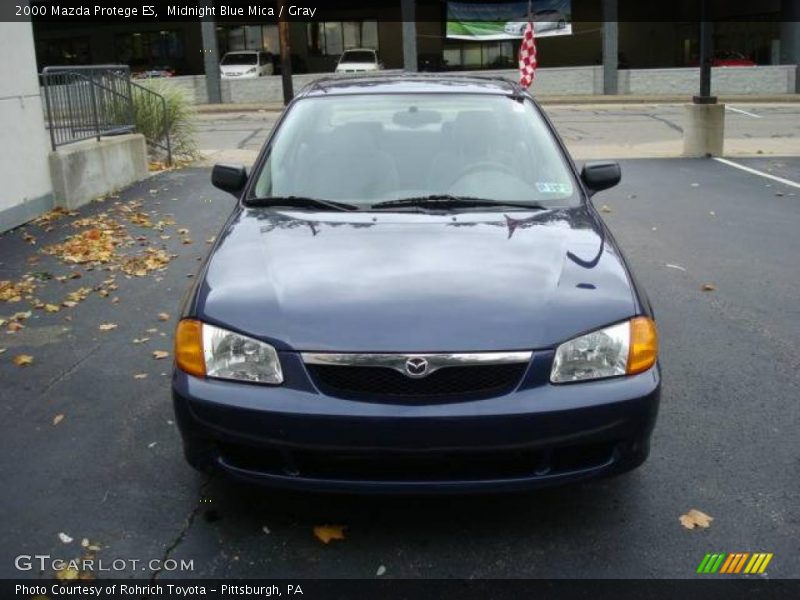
[41,64,172,165]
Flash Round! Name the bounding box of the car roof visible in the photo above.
[297,74,527,98]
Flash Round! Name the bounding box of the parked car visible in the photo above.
[131,65,175,79]
[711,50,756,67]
[504,10,568,35]
[335,48,382,73]
[688,51,757,67]
[220,50,274,79]
[173,75,660,493]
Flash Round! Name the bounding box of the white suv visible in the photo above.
[220,51,274,79]
[335,49,382,74]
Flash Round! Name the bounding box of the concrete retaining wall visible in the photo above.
[160,64,797,106]
[49,134,149,210]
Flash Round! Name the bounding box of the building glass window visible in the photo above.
[307,21,379,56]
[116,30,184,71]
[36,37,91,67]
[217,25,278,55]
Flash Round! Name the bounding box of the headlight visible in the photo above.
[175,320,283,384]
[550,317,657,383]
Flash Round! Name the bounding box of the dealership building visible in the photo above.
[31,1,800,75]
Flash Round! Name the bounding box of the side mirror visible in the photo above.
[211,163,247,197]
[581,161,621,195]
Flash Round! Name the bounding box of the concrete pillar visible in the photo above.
[200,6,222,105]
[779,0,800,66]
[401,0,418,72]
[602,0,618,95]
[682,103,725,157]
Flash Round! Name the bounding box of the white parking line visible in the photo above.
[713,157,800,189]
[725,105,761,118]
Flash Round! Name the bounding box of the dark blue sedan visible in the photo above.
[172,75,659,493]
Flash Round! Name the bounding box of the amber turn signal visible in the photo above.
[627,316,658,375]
[175,319,206,378]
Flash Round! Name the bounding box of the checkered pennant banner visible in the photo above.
[518,21,537,89]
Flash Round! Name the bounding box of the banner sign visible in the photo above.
[447,1,572,40]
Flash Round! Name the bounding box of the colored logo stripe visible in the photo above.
[698,553,773,574]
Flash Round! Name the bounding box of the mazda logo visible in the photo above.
[404,357,430,378]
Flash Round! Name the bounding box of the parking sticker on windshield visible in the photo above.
[536,182,572,194]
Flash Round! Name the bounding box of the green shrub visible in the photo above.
[129,79,198,161]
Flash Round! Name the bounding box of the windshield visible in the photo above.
[222,53,257,66]
[252,93,579,208]
[339,51,376,63]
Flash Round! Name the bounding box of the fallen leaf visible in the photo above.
[679,509,713,529]
[665,264,687,272]
[133,337,150,344]
[701,283,716,292]
[146,328,159,334]
[709,211,716,216]
[44,304,61,313]
[55,566,80,580]
[157,313,170,321]
[690,182,700,187]
[111,297,120,304]
[81,538,90,548]
[262,525,270,535]
[177,228,189,235]
[53,414,65,426]
[134,373,148,380]
[181,238,193,245]
[147,441,157,448]
[7,322,25,333]
[600,205,612,213]
[62,301,78,308]
[13,354,34,367]
[98,323,118,331]
[58,532,74,544]
[153,350,169,360]
[376,565,387,576]
[313,525,346,544]
[0,348,6,354]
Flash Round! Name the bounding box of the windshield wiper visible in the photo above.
[370,195,550,211]
[244,196,360,212]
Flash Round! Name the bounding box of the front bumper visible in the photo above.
[172,352,660,493]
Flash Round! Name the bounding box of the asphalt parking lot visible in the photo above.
[194,102,800,163]
[1,155,798,579]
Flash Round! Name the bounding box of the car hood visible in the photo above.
[194,206,637,352]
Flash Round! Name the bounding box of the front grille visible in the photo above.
[307,363,527,400]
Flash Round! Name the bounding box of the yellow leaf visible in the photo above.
[600,205,612,213]
[62,301,78,308]
[313,525,346,544]
[98,323,118,331]
[152,350,170,360]
[45,304,61,313]
[55,565,80,580]
[53,414,65,426]
[13,354,34,367]
[679,509,713,529]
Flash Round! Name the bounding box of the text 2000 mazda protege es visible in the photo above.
[172,76,659,493]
